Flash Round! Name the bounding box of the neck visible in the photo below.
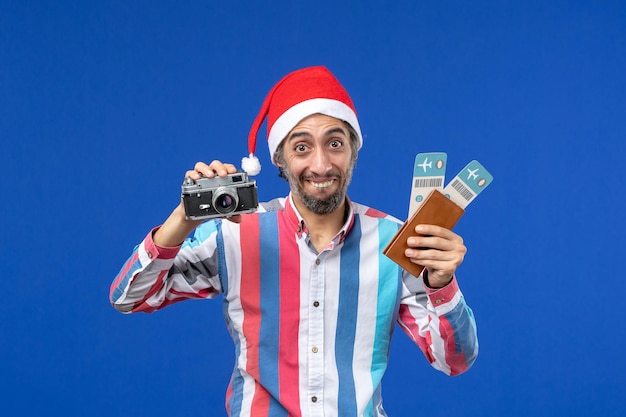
[292,195,348,252]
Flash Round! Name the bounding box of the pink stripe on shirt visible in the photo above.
[277,214,302,416]
[239,215,271,416]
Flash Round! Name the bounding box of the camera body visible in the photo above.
[181,172,258,220]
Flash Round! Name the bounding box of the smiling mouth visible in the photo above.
[309,179,336,188]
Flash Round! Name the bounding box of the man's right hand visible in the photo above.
[153,160,242,247]
[185,160,239,181]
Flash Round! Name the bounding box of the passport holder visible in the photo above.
[383,189,464,277]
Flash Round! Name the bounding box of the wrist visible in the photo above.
[153,203,202,247]
[423,269,453,289]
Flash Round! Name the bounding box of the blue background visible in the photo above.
[2,1,625,416]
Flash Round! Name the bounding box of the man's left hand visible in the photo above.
[404,224,467,288]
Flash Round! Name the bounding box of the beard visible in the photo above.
[282,165,354,215]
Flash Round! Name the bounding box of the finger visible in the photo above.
[406,257,457,281]
[407,257,457,279]
[185,169,203,181]
[410,257,453,272]
[405,247,465,270]
[414,224,462,242]
[405,246,453,261]
[223,163,238,174]
[226,214,243,224]
[407,235,456,251]
[194,161,216,178]
[208,160,238,177]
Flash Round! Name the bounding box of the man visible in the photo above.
[110,66,478,416]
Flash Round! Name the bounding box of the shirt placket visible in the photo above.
[307,252,325,416]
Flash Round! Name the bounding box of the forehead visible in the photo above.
[273,113,357,164]
[288,113,348,135]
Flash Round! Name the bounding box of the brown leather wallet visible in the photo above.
[383,189,464,277]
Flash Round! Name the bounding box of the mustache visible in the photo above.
[300,172,342,181]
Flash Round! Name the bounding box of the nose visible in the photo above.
[310,148,332,175]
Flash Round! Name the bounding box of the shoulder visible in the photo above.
[257,197,287,213]
[350,201,403,225]
[232,197,286,227]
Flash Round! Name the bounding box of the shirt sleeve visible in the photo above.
[110,222,223,314]
[396,272,479,376]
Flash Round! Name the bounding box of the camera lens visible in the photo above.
[217,195,234,209]
[213,188,239,215]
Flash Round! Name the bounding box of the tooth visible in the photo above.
[310,180,333,188]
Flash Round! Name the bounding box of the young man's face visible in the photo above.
[278,114,356,215]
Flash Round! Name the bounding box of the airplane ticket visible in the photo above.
[442,160,493,209]
[408,152,447,217]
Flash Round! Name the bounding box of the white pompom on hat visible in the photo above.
[242,66,363,175]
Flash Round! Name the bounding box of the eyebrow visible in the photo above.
[287,127,348,142]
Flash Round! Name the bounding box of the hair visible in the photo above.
[273,120,360,180]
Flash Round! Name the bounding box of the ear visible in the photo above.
[351,149,359,163]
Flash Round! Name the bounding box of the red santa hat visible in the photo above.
[242,66,363,175]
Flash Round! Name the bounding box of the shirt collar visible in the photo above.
[284,193,355,246]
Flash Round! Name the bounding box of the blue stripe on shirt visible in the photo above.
[445,299,478,360]
[366,218,403,415]
[183,220,218,249]
[213,221,244,417]
[258,212,287,416]
[111,257,142,303]
[336,215,361,415]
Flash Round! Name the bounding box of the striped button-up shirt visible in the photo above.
[110,195,478,417]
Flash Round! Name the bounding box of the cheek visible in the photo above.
[283,158,307,177]
[331,155,353,172]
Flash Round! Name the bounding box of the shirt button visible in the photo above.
[315,259,321,265]
[435,298,443,305]
[312,347,318,353]
[147,251,153,259]
[311,396,318,403]
[313,301,320,307]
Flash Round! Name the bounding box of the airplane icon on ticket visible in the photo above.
[418,158,433,173]
[466,168,479,181]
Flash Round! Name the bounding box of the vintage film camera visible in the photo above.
[182,172,258,220]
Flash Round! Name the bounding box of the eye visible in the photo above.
[329,139,343,149]
[295,144,308,153]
